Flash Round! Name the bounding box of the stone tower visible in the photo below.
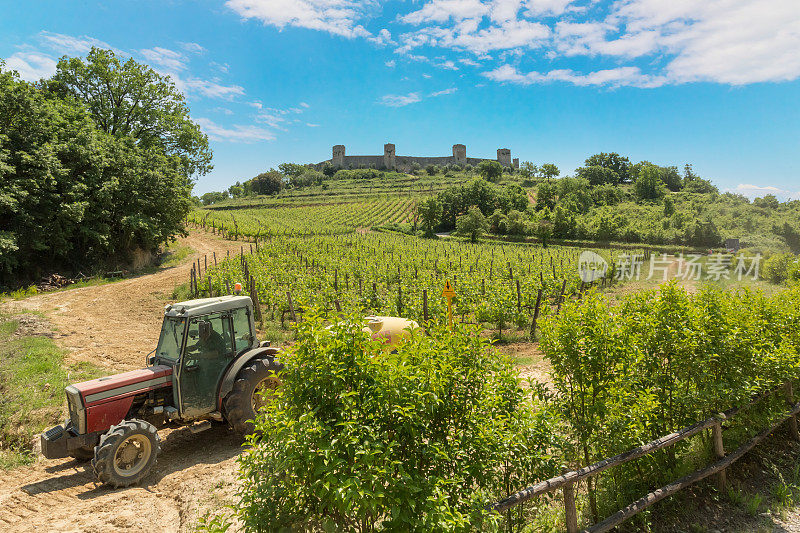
[332,145,345,167]
[383,143,396,170]
[497,148,511,167]
[452,144,466,165]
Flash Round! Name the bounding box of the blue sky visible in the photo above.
[1,0,798,198]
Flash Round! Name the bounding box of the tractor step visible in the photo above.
[189,420,212,434]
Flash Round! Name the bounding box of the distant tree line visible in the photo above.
[0,50,210,285]
[411,152,800,251]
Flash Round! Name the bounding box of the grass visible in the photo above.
[0,313,105,469]
[161,240,195,268]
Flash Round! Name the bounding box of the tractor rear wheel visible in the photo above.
[224,357,282,435]
[92,419,160,487]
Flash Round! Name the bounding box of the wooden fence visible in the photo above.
[490,382,800,532]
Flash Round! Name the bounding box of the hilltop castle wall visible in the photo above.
[313,144,520,172]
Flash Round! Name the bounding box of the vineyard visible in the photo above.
[188,197,417,238]
[187,208,640,337]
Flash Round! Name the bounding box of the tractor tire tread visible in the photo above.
[92,419,160,487]
[224,357,282,435]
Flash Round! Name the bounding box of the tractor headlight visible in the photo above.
[65,385,86,434]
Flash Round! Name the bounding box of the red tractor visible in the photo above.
[40,295,282,487]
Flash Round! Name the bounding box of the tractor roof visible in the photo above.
[164,295,252,318]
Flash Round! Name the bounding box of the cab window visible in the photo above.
[232,307,253,353]
[186,313,234,359]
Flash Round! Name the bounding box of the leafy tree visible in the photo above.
[247,171,284,195]
[577,165,619,186]
[476,160,503,182]
[200,191,229,205]
[505,210,529,237]
[416,197,442,237]
[228,182,244,198]
[0,63,193,282]
[519,161,538,180]
[539,163,560,180]
[634,163,666,200]
[278,162,307,179]
[534,218,553,247]
[425,164,437,176]
[46,48,211,179]
[535,180,558,211]
[584,152,631,182]
[455,206,489,242]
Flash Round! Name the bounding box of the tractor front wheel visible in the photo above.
[224,358,282,435]
[92,419,160,487]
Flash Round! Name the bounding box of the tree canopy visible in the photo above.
[45,48,212,179]
[0,54,204,284]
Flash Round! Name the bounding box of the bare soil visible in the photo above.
[0,231,245,532]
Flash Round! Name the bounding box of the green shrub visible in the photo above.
[763,253,800,284]
[235,315,560,531]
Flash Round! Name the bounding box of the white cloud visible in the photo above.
[184,78,246,99]
[368,28,394,45]
[196,117,275,143]
[379,92,422,106]
[422,73,432,78]
[225,0,374,39]
[299,101,310,108]
[401,0,488,24]
[385,59,397,68]
[212,107,235,115]
[393,0,800,87]
[400,17,550,55]
[3,51,57,81]
[729,184,800,200]
[483,63,665,87]
[430,87,458,96]
[140,47,188,71]
[38,31,120,55]
[179,41,206,54]
[306,122,320,127]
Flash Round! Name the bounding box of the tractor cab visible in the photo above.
[154,296,259,419]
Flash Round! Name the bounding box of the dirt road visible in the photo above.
[0,231,245,532]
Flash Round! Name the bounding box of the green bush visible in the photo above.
[235,315,560,531]
[763,253,800,284]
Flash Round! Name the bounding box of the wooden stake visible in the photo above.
[530,288,543,337]
[564,481,578,533]
[712,422,726,490]
[286,291,297,323]
[787,382,800,441]
[423,289,429,322]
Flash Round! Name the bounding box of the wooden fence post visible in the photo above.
[712,422,726,490]
[423,290,429,322]
[213,252,217,266]
[516,279,521,314]
[564,481,578,533]
[786,382,800,441]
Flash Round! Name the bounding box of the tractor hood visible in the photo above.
[71,365,173,406]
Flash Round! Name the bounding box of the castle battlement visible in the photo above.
[316,144,519,171]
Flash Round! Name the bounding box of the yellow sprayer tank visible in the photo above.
[363,316,420,348]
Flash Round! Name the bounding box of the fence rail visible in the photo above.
[490,380,800,532]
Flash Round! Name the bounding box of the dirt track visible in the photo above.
[0,231,245,532]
